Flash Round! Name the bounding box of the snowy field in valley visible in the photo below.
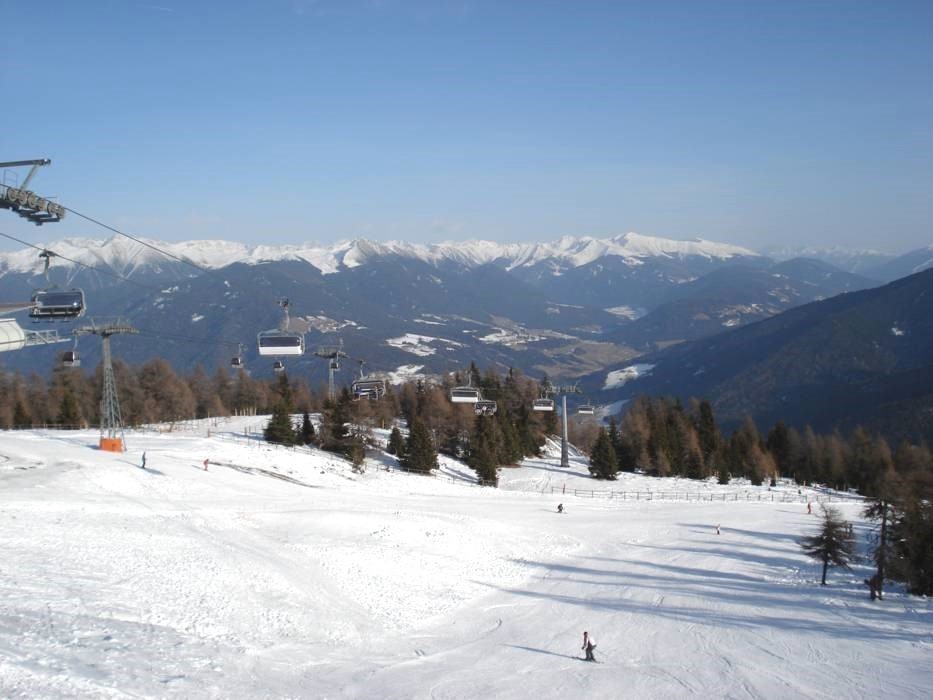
[1,417,930,699]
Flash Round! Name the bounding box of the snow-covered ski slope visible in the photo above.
[1,418,930,699]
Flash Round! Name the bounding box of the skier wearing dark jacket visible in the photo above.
[582,631,596,661]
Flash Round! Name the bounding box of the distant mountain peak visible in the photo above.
[0,231,760,278]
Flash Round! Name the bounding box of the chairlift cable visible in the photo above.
[62,205,209,274]
[131,326,242,349]
[0,229,154,290]
[48,206,311,361]
[8,201,312,363]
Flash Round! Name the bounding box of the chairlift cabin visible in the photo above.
[577,403,595,415]
[272,360,285,372]
[29,289,85,321]
[533,398,555,412]
[352,378,386,400]
[62,350,80,368]
[230,343,246,368]
[474,399,497,416]
[257,330,304,356]
[450,386,481,404]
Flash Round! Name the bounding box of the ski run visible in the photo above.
[1,417,930,699]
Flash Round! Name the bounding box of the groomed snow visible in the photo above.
[1,421,930,698]
[603,363,656,390]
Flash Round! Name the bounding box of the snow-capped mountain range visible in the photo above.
[3,230,923,384]
[0,232,758,277]
[761,245,894,276]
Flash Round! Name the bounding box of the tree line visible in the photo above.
[3,359,930,595]
[587,396,932,495]
[262,363,555,487]
[586,395,933,596]
[0,358,553,486]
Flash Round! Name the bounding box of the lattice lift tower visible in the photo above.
[75,320,138,452]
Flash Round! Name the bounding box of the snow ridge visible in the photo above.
[0,232,759,277]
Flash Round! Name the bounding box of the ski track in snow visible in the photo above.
[0,419,930,698]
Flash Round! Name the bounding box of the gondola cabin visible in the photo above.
[62,350,80,368]
[230,355,244,368]
[533,398,555,412]
[257,330,304,356]
[577,404,595,415]
[30,289,85,320]
[474,399,497,416]
[272,360,285,372]
[450,387,481,403]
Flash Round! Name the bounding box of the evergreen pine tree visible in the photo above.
[321,389,353,453]
[264,373,298,445]
[684,446,704,480]
[401,418,437,473]
[347,432,367,473]
[588,428,619,480]
[766,421,791,474]
[717,462,730,485]
[264,402,297,445]
[515,403,542,457]
[616,429,642,473]
[799,505,856,585]
[300,410,316,446]
[496,414,523,466]
[467,416,499,486]
[889,497,933,596]
[607,417,621,455]
[387,426,405,456]
[695,399,720,466]
[57,388,81,428]
[12,399,31,428]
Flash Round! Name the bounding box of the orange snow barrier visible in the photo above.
[99,437,124,452]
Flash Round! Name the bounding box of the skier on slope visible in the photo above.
[557,503,564,514]
[141,452,146,469]
[582,631,596,661]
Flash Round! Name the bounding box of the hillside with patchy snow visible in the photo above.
[1,419,929,698]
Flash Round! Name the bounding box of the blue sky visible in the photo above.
[2,0,931,252]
